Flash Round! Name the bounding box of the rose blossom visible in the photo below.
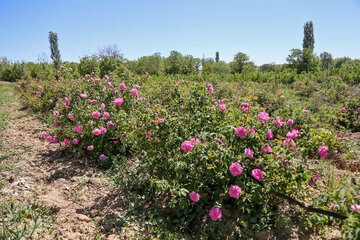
[146,131,152,138]
[318,146,328,158]
[229,185,242,199]
[189,191,200,202]
[219,104,226,111]
[93,129,101,136]
[75,125,82,133]
[209,208,222,221]
[245,148,254,158]
[131,88,138,96]
[92,111,100,119]
[252,169,263,181]
[235,126,246,138]
[113,97,123,106]
[229,162,243,176]
[181,141,194,152]
[119,83,126,90]
[103,112,110,119]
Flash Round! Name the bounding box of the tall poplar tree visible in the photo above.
[303,21,314,50]
[49,31,61,70]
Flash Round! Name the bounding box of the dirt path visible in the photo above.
[0,89,132,239]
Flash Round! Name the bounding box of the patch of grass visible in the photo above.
[0,198,57,239]
[0,83,17,148]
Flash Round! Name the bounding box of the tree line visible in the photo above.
[0,21,359,82]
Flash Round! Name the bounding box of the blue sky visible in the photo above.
[0,0,359,65]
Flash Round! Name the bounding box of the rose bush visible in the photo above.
[17,67,359,238]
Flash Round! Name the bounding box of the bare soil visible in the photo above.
[0,91,137,239]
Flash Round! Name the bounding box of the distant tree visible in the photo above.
[0,57,10,73]
[97,45,126,77]
[98,45,126,62]
[286,48,318,73]
[166,50,183,74]
[242,61,257,73]
[286,49,303,73]
[136,53,164,75]
[302,48,317,73]
[334,57,352,68]
[259,62,276,72]
[202,58,215,74]
[303,21,314,50]
[194,58,202,72]
[0,62,25,82]
[48,31,61,70]
[214,61,230,74]
[182,54,197,74]
[230,52,249,74]
[215,51,219,63]
[320,52,333,71]
[79,55,100,76]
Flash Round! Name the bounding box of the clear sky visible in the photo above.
[0,0,360,65]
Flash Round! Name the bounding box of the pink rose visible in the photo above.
[181,141,194,152]
[146,131,152,138]
[258,112,269,123]
[219,104,226,111]
[100,127,107,134]
[103,112,110,119]
[64,139,70,146]
[209,208,222,221]
[75,125,82,133]
[206,84,214,94]
[229,185,242,199]
[189,191,200,202]
[286,129,299,138]
[318,146,328,158]
[235,126,247,138]
[252,169,263,181]
[93,129,101,136]
[119,83,126,90]
[113,97,123,106]
[131,88,138,96]
[229,162,243,176]
[191,138,200,145]
[245,148,254,158]
[267,129,273,139]
[92,111,100,119]
[276,117,284,127]
[241,102,250,112]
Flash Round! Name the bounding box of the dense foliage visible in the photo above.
[16,66,360,238]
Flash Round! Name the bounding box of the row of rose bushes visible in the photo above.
[17,67,359,237]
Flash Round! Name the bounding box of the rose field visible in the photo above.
[0,66,356,239]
